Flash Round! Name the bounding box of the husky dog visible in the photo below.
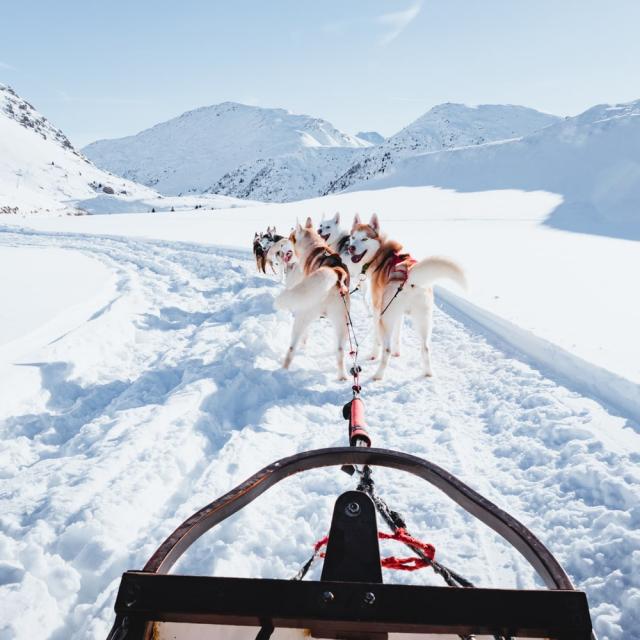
[347,213,466,380]
[318,212,369,299]
[253,226,283,273]
[266,236,301,287]
[275,217,350,379]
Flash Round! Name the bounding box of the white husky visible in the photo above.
[266,237,301,287]
[275,218,350,379]
[317,212,369,301]
[347,213,466,381]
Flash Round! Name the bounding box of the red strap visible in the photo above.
[379,528,435,560]
[387,253,417,284]
[313,528,435,571]
[314,535,329,552]
[381,556,432,571]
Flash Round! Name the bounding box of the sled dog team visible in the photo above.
[253,213,466,381]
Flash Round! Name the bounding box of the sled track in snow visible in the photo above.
[0,228,638,640]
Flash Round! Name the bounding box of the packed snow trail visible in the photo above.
[0,229,638,640]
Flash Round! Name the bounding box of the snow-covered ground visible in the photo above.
[1,184,639,640]
[4,185,639,417]
[0,246,114,353]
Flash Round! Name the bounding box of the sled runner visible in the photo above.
[105,444,594,640]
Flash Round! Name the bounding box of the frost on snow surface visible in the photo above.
[0,228,638,640]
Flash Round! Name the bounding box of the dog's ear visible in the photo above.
[254,232,259,239]
[333,211,340,224]
[305,216,314,229]
[370,213,380,233]
[351,213,361,231]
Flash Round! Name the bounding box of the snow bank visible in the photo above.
[0,245,116,363]
[437,288,640,420]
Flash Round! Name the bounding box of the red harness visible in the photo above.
[386,252,417,284]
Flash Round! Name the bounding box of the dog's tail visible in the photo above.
[407,256,467,291]
[275,266,341,312]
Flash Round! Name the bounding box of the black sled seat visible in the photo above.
[106,447,594,640]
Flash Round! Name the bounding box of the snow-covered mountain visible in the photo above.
[361,99,640,239]
[83,102,371,200]
[326,103,560,193]
[356,130,385,145]
[0,84,156,214]
[207,146,367,202]
[0,85,246,214]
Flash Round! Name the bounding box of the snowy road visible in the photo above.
[0,229,638,640]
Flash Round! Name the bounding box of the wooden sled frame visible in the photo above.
[106,446,594,640]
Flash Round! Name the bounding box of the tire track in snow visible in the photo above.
[0,230,638,640]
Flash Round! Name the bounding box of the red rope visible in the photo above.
[313,528,435,572]
[379,528,435,560]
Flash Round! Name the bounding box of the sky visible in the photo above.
[2,0,640,147]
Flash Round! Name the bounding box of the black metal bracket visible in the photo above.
[321,491,382,584]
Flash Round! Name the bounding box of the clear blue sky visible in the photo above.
[2,0,639,147]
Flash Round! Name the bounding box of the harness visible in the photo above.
[307,247,350,293]
[379,252,417,317]
[349,261,370,295]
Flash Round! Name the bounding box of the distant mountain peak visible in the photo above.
[324,103,561,194]
[83,102,369,197]
[356,131,385,145]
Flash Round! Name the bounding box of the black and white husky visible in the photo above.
[317,212,369,300]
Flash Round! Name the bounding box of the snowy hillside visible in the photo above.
[0,85,250,215]
[365,99,640,239]
[83,102,370,200]
[326,103,560,193]
[0,84,154,214]
[356,130,385,145]
[207,146,367,202]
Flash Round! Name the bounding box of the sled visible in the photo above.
[105,446,594,640]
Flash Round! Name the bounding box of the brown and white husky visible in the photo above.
[266,236,301,286]
[275,217,350,379]
[347,213,466,380]
[317,212,370,303]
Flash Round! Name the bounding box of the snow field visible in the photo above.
[4,183,639,417]
[0,229,638,640]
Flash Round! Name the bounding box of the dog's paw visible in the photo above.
[337,374,348,382]
[392,351,401,358]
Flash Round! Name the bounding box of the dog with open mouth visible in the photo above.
[274,217,351,380]
[266,236,301,286]
[348,213,467,380]
[317,212,370,302]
